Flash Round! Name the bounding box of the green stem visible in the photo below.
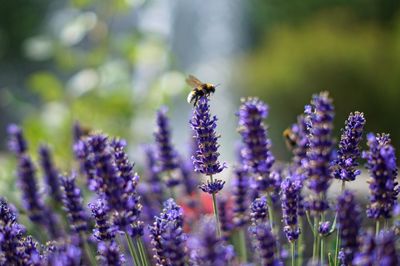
[137,237,150,266]
[80,233,96,266]
[305,211,316,236]
[376,219,381,237]
[312,216,320,262]
[297,218,304,266]
[125,232,140,266]
[237,228,248,262]
[209,175,222,238]
[291,242,296,266]
[266,194,275,232]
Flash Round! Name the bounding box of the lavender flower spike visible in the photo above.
[237,97,275,192]
[353,231,376,266]
[332,112,366,182]
[190,97,226,176]
[60,173,88,233]
[7,124,28,155]
[363,133,398,219]
[250,196,268,225]
[232,166,250,227]
[89,199,115,242]
[280,175,301,242]
[250,223,280,266]
[154,107,179,173]
[305,91,334,213]
[39,145,62,202]
[149,199,188,266]
[191,219,235,266]
[98,241,125,266]
[337,190,362,265]
[376,230,398,266]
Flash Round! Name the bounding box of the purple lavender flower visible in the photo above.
[180,158,199,196]
[47,242,82,266]
[60,173,88,233]
[199,179,225,194]
[149,199,188,266]
[250,223,280,266]
[318,221,331,236]
[191,219,235,266]
[332,112,366,182]
[363,133,398,219]
[15,155,46,223]
[250,196,268,224]
[154,107,179,174]
[87,135,142,233]
[287,115,309,171]
[20,236,42,266]
[39,145,62,202]
[7,124,28,155]
[190,97,226,176]
[280,176,301,242]
[143,145,164,197]
[0,198,26,265]
[376,230,398,266]
[304,91,334,214]
[74,139,97,191]
[337,190,362,265]
[89,200,115,242]
[218,196,233,240]
[353,231,375,266]
[232,166,250,227]
[237,97,275,192]
[98,241,125,266]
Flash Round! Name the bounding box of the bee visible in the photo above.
[186,75,216,106]
[283,127,298,151]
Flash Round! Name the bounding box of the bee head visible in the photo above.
[205,83,216,93]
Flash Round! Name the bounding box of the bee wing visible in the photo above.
[186,75,203,87]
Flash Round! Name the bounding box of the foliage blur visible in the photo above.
[1,0,400,198]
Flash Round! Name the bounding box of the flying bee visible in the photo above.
[186,75,217,106]
[283,127,298,151]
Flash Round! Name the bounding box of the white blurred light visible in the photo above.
[67,69,99,96]
[41,102,69,128]
[159,71,186,96]
[23,36,53,61]
[60,12,97,46]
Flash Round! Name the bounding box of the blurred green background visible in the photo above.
[1,0,400,194]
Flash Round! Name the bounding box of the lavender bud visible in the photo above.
[232,166,250,227]
[332,112,366,182]
[280,176,301,242]
[363,133,398,219]
[191,219,235,266]
[7,124,28,155]
[39,145,62,202]
[60,174,88,233]
[149,199,188,266]
[237,97,275,192]
[353,231,375,266]
[337,190,362,264]
[199,179,225,194]
[250,223,280,266]
[318,221,331,236]
[190,97,226,176]
[89,200,115,242]
[154,107,179,173]
[250,196,268,224]
[376,230,398,266]
[305,91,334,214]
[97,241,125,266]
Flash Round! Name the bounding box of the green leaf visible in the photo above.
[28,71,63,101]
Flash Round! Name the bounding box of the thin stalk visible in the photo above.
[312,216,320,262]
[209,175,222,238]
[376,219,381,237]
[80,233,96,266]
[237,228,248,262]
[321,211,326,266]
[384,219,389,230]
[125,232,140,266]
[137,237,150,266]
[305,211,316,236]
[291,242,296,266]
[266,194,275,232]
[328,252,334,266]
[297,217,304,266]
[334,181,346,266]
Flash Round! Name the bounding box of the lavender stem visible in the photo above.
[125,232,140,265]
[237,228,248,262]
[209,175,222,238]
[291,242,295,266]
[334,181,346,266]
